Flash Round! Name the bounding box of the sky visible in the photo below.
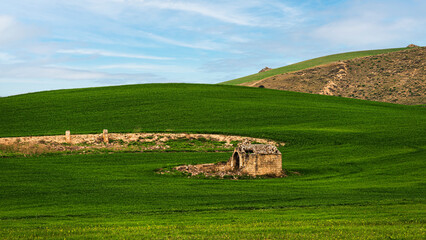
[0,0,425,96]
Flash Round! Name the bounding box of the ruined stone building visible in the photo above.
[173,141,283,178]
[230,142,282,176]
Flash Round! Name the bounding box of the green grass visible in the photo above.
[0,83,425,238]
[221,47,408,85]
[0,150,424,239]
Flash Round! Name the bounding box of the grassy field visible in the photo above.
[0,83,425,239]
[221,47,409,85]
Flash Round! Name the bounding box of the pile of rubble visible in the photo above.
[259,67,272,73]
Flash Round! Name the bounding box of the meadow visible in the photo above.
[0,84,425,239]
[221,47,409,85]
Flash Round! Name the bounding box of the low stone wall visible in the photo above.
[0,132,282,146]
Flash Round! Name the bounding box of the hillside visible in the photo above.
[241,47,425,105]
[1,84,425,238]
[0,84,424,144]
[221,47,408,85]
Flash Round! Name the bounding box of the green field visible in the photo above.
[221,47,409,85]
[0,84,425,239]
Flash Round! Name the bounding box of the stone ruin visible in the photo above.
[258,67,272,73]
[173,140,283,178]
[230,141,282,176]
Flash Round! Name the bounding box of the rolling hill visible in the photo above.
[0,84,425,239]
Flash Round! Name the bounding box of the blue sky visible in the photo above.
[0,0,425,96]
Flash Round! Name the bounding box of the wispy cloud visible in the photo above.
[0,65,106,80]
[0,52,21,64]
[0,15,39,45]
[0,64,168,96]
[136,1,256,26]
[312,0,426,48]
[97,63,195,73]
[57,49,174,60]
[141,0,302,27]
[68,0,301,28]
[0,64,169,87]
[313,18,420,46]
[138,31,222,50]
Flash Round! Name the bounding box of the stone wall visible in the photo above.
[0,132,282,146]
[237,153,282,176]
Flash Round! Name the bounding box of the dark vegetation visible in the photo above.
[0,83,425,239]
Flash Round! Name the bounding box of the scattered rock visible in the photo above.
[407,44,419,48]
[259,67,272,73]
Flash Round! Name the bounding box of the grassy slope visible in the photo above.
[221,47,408,85]
[0,84,425,239]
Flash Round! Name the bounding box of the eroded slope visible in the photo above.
[242,47,425,105]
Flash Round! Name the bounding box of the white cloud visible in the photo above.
[0,52,21,64]
[0,64,166,84]
[138,31,222,50]
[138,0,302,27]
[67,0,301,28]
[137,1,255,26]
[71,0,257,26]
[0,67,167,97]
[313,18,421,47]
[312,1,426,48]
[0,65,105,80]
[57,49,174,60]
[96,63,195,73]
[0,15,39,45]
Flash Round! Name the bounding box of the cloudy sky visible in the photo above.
[1,0,425,96]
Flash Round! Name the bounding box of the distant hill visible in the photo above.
[240,47,425,105]
[221,47,409,85]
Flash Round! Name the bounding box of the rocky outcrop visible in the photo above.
[259,67,272,73]
[407,44,419,48]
